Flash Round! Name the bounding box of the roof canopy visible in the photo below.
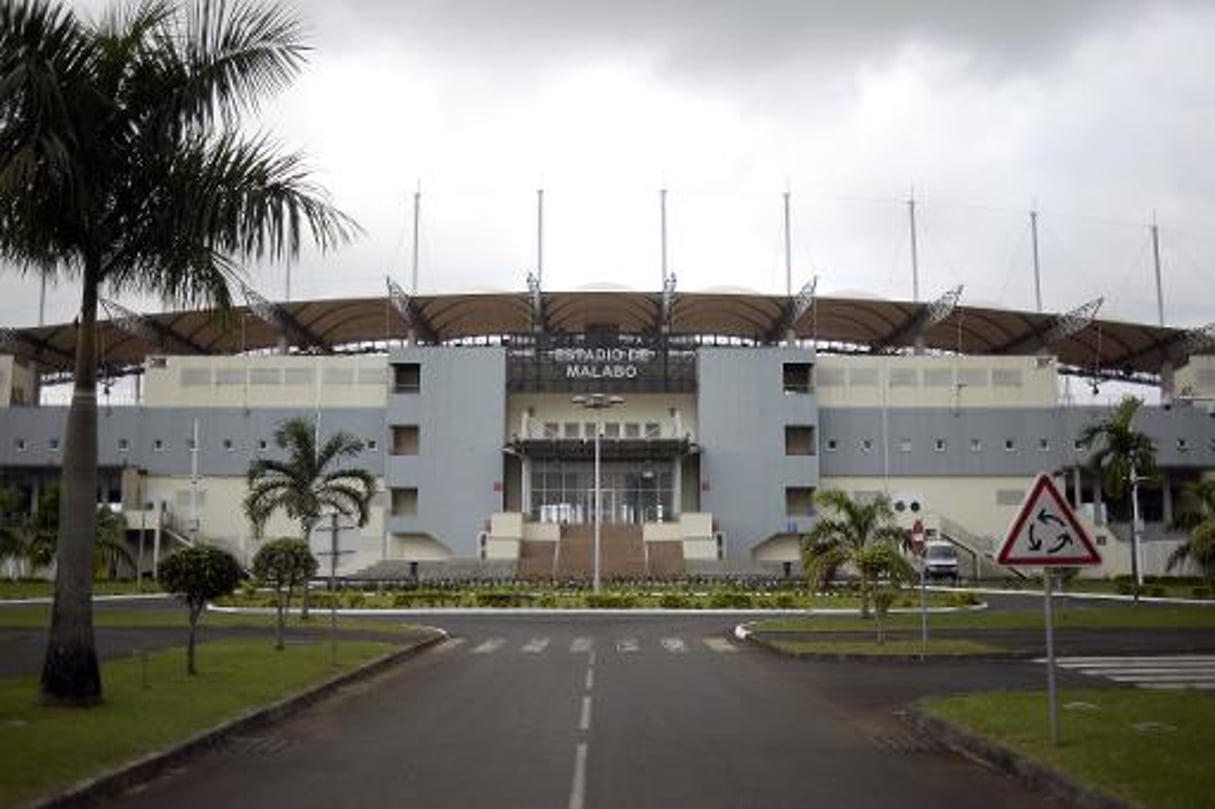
[2,290,1207,384]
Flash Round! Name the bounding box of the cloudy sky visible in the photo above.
[6,0,1214,332]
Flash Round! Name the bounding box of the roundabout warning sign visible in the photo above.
[996,473,1101,567]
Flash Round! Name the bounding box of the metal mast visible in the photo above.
[1030,209,1043,313]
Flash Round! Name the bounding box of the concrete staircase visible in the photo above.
[646,541,685,578]
[555,524,649,579]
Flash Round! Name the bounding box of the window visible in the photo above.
[1038,438,1051,452]
[187,437,197,450]
[366,440,378,452]
[933,438,947,452]
[153,439,165,452]
[543,422,559,438]
[624,423,641,439]
[118,438,130,452]
[1073,439,1085,451]
[644,422,661,439]
[48,438,59,451]
[969,438,982,453]
[603,423,621,439]
[391,487,418,517]
[783,363,813,394]
[257,439,268,451]
[392,426,420,455]
[1177,438,1189,452]
[785,426,816,456]
[222,439,234,452]
[1004,439,1017,452]
[563,422,580,439]
[15,439,26,452]
[785,486,816,517]
[392,363,420,393]
[825,438,838,452]
[897,438,912,453]
[860,438,874,454]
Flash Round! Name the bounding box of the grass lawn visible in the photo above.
[0,638,403,806]
[766,638,1001,656]
[754,605,1215,634]
[0,605,424,634]
[922,689,1215,809]
[0,580,162,599]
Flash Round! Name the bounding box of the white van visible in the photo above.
[923,541,959,582]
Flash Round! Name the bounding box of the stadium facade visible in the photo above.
[1,288,1212,580]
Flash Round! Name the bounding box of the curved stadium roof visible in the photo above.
[2,289,1209,385]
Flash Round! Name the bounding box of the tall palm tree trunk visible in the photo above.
[40,269,102,704]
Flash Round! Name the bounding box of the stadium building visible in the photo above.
[1,286,1212,580]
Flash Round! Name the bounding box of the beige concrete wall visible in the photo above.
[507,393,698,441]
[0,355,38,407]
[1174,356,1215,401]
[389,533,453,560]
[814,355,1059,409]
[143,354,389,408]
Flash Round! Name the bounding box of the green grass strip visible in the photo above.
[754,606,1215,633]
[0,638,400,806]
[922,689,1215,809]
[767,638,1001,656]
[0,606,422,634]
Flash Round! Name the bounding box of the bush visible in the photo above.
[945,591,980,607]
[659,592,693,609]
[772,593,798,610]
[708,591,753,609]
[342,591,367,609]
[475,591,533,608]
[585,592,637,609]
[1192,586,1211,600]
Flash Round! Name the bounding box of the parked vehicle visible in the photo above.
[923,541,960,582]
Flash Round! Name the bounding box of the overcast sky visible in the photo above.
[6,0,1214,332]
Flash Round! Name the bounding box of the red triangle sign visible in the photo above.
[997,474,1102,566]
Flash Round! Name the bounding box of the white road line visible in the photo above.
[585,668,595,691]
[703,638,738,654]
[522,638,550,654]
[579,696,593,731]
[1044,655,1215,665]
[588,650,597,667]
[433,638,465,653]
[470,639,505,655]
[570,637,593,653]
[661,638,688,654]
[568,742,588,809]
[1043,655,1215,689]
[616,638,640,654]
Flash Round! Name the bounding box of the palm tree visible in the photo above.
[1167,478,1215,586]
[1077,395,1157,599]
[244,417,376,616]
[800,489,912,620]
[1,0,356,704]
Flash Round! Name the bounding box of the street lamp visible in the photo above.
[572,393,624,592]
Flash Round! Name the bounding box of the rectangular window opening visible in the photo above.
[392,425,420,455]
[393,363,421,394]
[782,363,814,394]
[785,425,817,456]
[785,486,816,517]
[391,487,418,517]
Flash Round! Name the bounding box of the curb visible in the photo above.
[734,621,1034,662]
[903,706,1129,809]
[33,629,448,808]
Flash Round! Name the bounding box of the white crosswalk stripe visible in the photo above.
[459,636,744,656]
[1041,655,1215,690]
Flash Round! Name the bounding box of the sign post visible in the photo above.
[313,512,357,667]
[996,473,1102,747]
[912,519,927,661]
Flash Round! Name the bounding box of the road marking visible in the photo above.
[703,638,738,654]
[588,650,597,667]
[568,742,588,809]
[1041,655,1215,689]
[433,638,465,653]
[616,638,640,654]
[522,638,550,654]
[585,668,595,691]
[470,639,505,655]
[579,696,593,731]
[661,637,688,653]
[570,637,593,653]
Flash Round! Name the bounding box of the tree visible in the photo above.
[158,544,242,675]
[252,537,317,650]
[1077,395,1157,508]
[1167,478,1215,586]
[800,489,912,625]
[1,0,355,704]
[244,416,376,618]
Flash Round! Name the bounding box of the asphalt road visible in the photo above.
[108,613,1055,809]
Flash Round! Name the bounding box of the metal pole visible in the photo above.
[330,511,338,667]
[660,187,668,290]
[783,188,792,297]
[189,418,199,543]
[1131,464,1143,599]
[38,275,46,326]
[1151,217,1164,327]
[1030,209,1043,313]
[411,181,421,295]
[138,471,146,592]
[908,190,920,302]
[920,555,927,661]
[537,187,545,287]
[594,422,602,593]
[1044,568,1059,746]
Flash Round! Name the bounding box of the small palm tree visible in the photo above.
[2,0,356,704]
[1167,479,1215,586]
[801,490,912,621]
[1077,396,1156,507]
[244,417,376,616]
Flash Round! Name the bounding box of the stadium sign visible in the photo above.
[551,346,658,380]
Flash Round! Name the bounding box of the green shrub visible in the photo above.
[309,592,338,609]
[1192,586,1211,600]
[585,592,637,609]
[773,593,798,609]
[475,591,533,608]
[342,591,367,609]
[708,591,753,609]
[945,591,980,607]
[659,592,693,609]
[1114,579,1135,595]
[1147,585,1167,598]
[537,593,558,608]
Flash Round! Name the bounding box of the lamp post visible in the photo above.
[1130,463,1144,602]
[572,393,624,592]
